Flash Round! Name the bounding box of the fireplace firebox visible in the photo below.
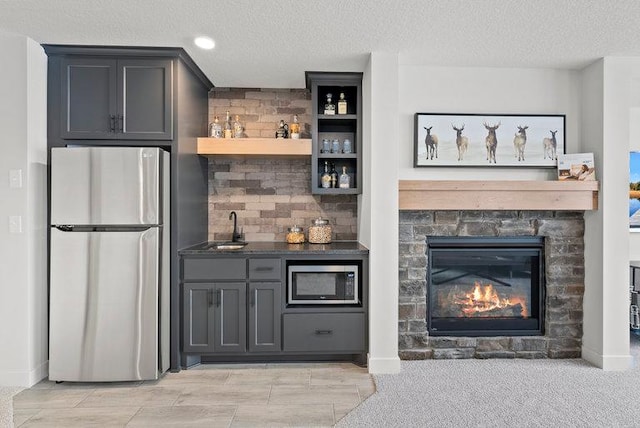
[427,236,544,336]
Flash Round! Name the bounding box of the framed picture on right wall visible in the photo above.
[630,151,640,228]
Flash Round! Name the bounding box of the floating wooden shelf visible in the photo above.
[399,180,599,211]
[197,138,312,156]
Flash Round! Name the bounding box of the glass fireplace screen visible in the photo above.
[427,237,544,336]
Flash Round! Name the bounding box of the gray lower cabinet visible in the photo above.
[182,256,282,355]
[282,313,365,352]
[182,282,247,353]
[249,282,281,352]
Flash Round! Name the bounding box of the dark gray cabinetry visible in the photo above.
[60,57,172,140]
[179,248,369,366]
[181,256,281,358]
[183,282,247,353]
[45,45,214,372]
[249,282,281,352]
[283,313,365,352]
[306,72,363,195]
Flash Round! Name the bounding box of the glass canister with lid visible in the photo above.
[286,225,305,244]
[308,217,332,244]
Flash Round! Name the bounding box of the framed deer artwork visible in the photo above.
[414,113,565,167]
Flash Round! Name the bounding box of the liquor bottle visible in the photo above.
[233,115,243,138]
[289,114,300,139]
[339,166,351,189]
[208,116,222,138]
[330,163,338,188]
[320,161,332,189]
[223,111,233,138]
[324,93,335,115]
[337,92,348,115]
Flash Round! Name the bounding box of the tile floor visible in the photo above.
[13,363,375,427]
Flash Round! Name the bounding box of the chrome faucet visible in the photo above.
[229,211,243,242]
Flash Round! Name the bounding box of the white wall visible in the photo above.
[0,31,48,387]
[581,58,639,370]
[398,64,581,180]
[362,52,401,374]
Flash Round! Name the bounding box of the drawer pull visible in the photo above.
[315,329,333,335]
[254,266,274,271]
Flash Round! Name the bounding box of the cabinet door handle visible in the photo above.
[109,115,116,132]
[250,290,255,307]
[118,114,124,133]
[255,267,274,272]
[216,289,221,307]
[315,329,333,335]
[208,289,213,307]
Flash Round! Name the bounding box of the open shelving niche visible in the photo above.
[306,72,363,195]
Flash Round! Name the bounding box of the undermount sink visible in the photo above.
[207,242,248,250]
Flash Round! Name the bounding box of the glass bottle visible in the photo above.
[337,92,348,115]
[289,114,300,139]
[339,166,351,189]
[208,116,222,138]
[330,163,338,188]
[321,138,330,154]
[324,93,335,115]
[320,161,332,189]
[232,115,243,138]
[223,111,233,138]
[331,138,341,154]
[342,138,352,154]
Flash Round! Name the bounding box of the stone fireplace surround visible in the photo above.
[399,209,585,360]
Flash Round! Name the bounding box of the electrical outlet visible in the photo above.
[9,216,22,234]
[9,169,23,189]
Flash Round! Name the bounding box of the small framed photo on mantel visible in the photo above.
[414,113,565,167]
[557,153,596,181]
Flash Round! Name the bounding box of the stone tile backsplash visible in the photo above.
[209,87,311,138]
[207,88,358,242]
[208,158,357,242]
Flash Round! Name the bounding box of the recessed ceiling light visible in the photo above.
[194,36,215,50]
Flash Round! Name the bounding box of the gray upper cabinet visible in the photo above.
[60,57,173,140]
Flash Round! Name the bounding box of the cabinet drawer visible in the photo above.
[283,313,365,352]
[249,258,281,280]
[183,258,246,281]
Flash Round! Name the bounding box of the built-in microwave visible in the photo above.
[287,264,359,305]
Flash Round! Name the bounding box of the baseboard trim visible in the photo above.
[0,361,48,387]
[582,346,632,371]
[367,355,401,374]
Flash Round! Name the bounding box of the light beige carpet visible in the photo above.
[0,387,22,428]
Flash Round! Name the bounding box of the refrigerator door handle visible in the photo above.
[140,148,159,224]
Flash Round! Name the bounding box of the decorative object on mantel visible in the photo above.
[557,153,595,181]
[398,180,599,211]
[414,113,565,168]
[275,119,289,139]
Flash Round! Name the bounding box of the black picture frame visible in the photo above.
[414,113,566,167]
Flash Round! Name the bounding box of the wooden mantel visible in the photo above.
[398,180,599,211]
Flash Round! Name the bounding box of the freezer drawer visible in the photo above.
[50,147,164,225]
[49,227,162,381]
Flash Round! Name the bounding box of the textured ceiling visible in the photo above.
[0,0,639,88]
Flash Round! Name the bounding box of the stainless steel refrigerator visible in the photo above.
[49,147,170,382]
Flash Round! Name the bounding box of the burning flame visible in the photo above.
[455,282,528,317]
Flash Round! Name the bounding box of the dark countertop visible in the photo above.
[179,241,369,255]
